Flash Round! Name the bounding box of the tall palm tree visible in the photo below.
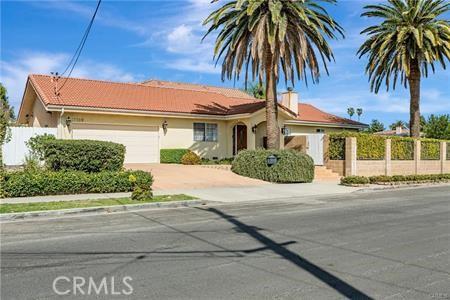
[203,0,343,149]
[358,0,450,138]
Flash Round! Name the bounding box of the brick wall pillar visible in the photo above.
[414,140,421,175]
[385,139,392,176]
[440,142,446,174]
[345,137,357,176]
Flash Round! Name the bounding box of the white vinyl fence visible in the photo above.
[2,127,57,166]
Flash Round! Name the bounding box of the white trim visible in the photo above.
[285,120,368,129]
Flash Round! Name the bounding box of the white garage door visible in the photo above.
[72,124,159,163]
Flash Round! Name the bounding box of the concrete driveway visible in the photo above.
[126,163,268,190]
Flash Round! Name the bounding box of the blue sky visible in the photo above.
[1,0,449,127]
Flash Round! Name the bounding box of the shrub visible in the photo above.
[356,134,385,160]
[160,149,190,164]
[23,155,42,173]
[3,170,152,198]
[447,143,450,160]
[129,173,153,200]
[231,149,314,183]
[421,141,440,160]
[181,151,201,165]
[369,174,450,183]
[43,139,125,172]
[328,135,346,160]
[391,137,414,160]
[340,176,370,185]
[26,134,56,161]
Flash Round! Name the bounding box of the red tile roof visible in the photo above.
[295,103,364,126]
[27,74,366,127]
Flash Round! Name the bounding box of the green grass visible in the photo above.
[0,194,198,214]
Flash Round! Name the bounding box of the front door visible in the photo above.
[233,124,247,155]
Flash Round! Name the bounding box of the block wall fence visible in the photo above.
[324,136,449,177]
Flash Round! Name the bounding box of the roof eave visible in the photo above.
[285,120,369,129]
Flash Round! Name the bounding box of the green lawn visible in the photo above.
[0,194,197,214]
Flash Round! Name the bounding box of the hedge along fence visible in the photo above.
[421,140,440,160]
[447,143,450,160]
[328,132,385,160]
[391,137,414,160]
[328,132,449,161]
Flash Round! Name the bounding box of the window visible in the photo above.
[193,123,218,142]
[316,128,325,133]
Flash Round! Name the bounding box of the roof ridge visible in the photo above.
[29,74,258,102]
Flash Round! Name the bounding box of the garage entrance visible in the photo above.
[72,124,159,163]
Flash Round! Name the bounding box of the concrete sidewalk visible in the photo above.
[159,182,362,202]
[0,182,361,204]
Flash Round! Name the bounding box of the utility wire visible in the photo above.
[57,0,102,93]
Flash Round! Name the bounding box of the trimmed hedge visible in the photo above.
[421,141,440,160]
[160,149,190,164]
[391,137,414,160]
[181,151,201,165]
[3,170,152,198]
[448,143,450,160]
[340,176,370,185]
[329,132,449,161]
[43,139,125,172]
[341,173,450,186]
[328,135,345,160]
[231,149,314,183]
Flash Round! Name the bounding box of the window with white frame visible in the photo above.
[193,123,218,142]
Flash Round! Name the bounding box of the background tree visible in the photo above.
[423,114,450,139]
[244,82,266,99]
[1,83,14,169]
[347,107,355,119]
[358,0,450,138]
[367,119,385,133]
[389,120,407,130]
[356,108,363,121]
[204,0,343,149]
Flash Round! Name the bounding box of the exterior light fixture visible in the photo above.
[252,125,257,134]
[266,154,278,167]
[65,116,72,127]
[281,125,290,136]
[162,120,168,134]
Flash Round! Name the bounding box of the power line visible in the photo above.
[57,0,102,93]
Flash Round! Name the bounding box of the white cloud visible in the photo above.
[166,59,220,74]
[0,52,138,111]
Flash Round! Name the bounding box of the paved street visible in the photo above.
[1,186,449,299]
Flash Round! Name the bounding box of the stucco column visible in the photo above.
[345,137,357,176]
[385,139,392,176]
[440,142,446,174]
[414,140,421,175]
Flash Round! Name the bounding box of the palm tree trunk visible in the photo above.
[408,59,421,138]
[265,61,280,149]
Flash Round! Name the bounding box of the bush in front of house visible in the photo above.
[3,170,153,198]
[160,149,190,164]
[26,134,56,161]
[420,140,440,160]
[231,149,314,183]
[181,151,201,165]
[43,139,125,172]
[340,176,370,185]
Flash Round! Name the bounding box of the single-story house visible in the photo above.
[374,126,411,137]
[17,74,367,163]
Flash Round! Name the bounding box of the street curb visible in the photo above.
[0,199,207,222]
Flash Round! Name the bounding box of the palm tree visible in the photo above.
[356,108,363,121]
[347,107,355,119]
[203,0,343,149]
[358,0,450,138]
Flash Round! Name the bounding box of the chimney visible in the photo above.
[281,88,298,115]
[395,126,403,135]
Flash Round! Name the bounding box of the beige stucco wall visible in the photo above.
[58,112,232,159]
[30,97,58,128]
[391,161,415,175]
[356,160,386,176]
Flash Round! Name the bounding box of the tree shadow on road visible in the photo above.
[197,207,373,300]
